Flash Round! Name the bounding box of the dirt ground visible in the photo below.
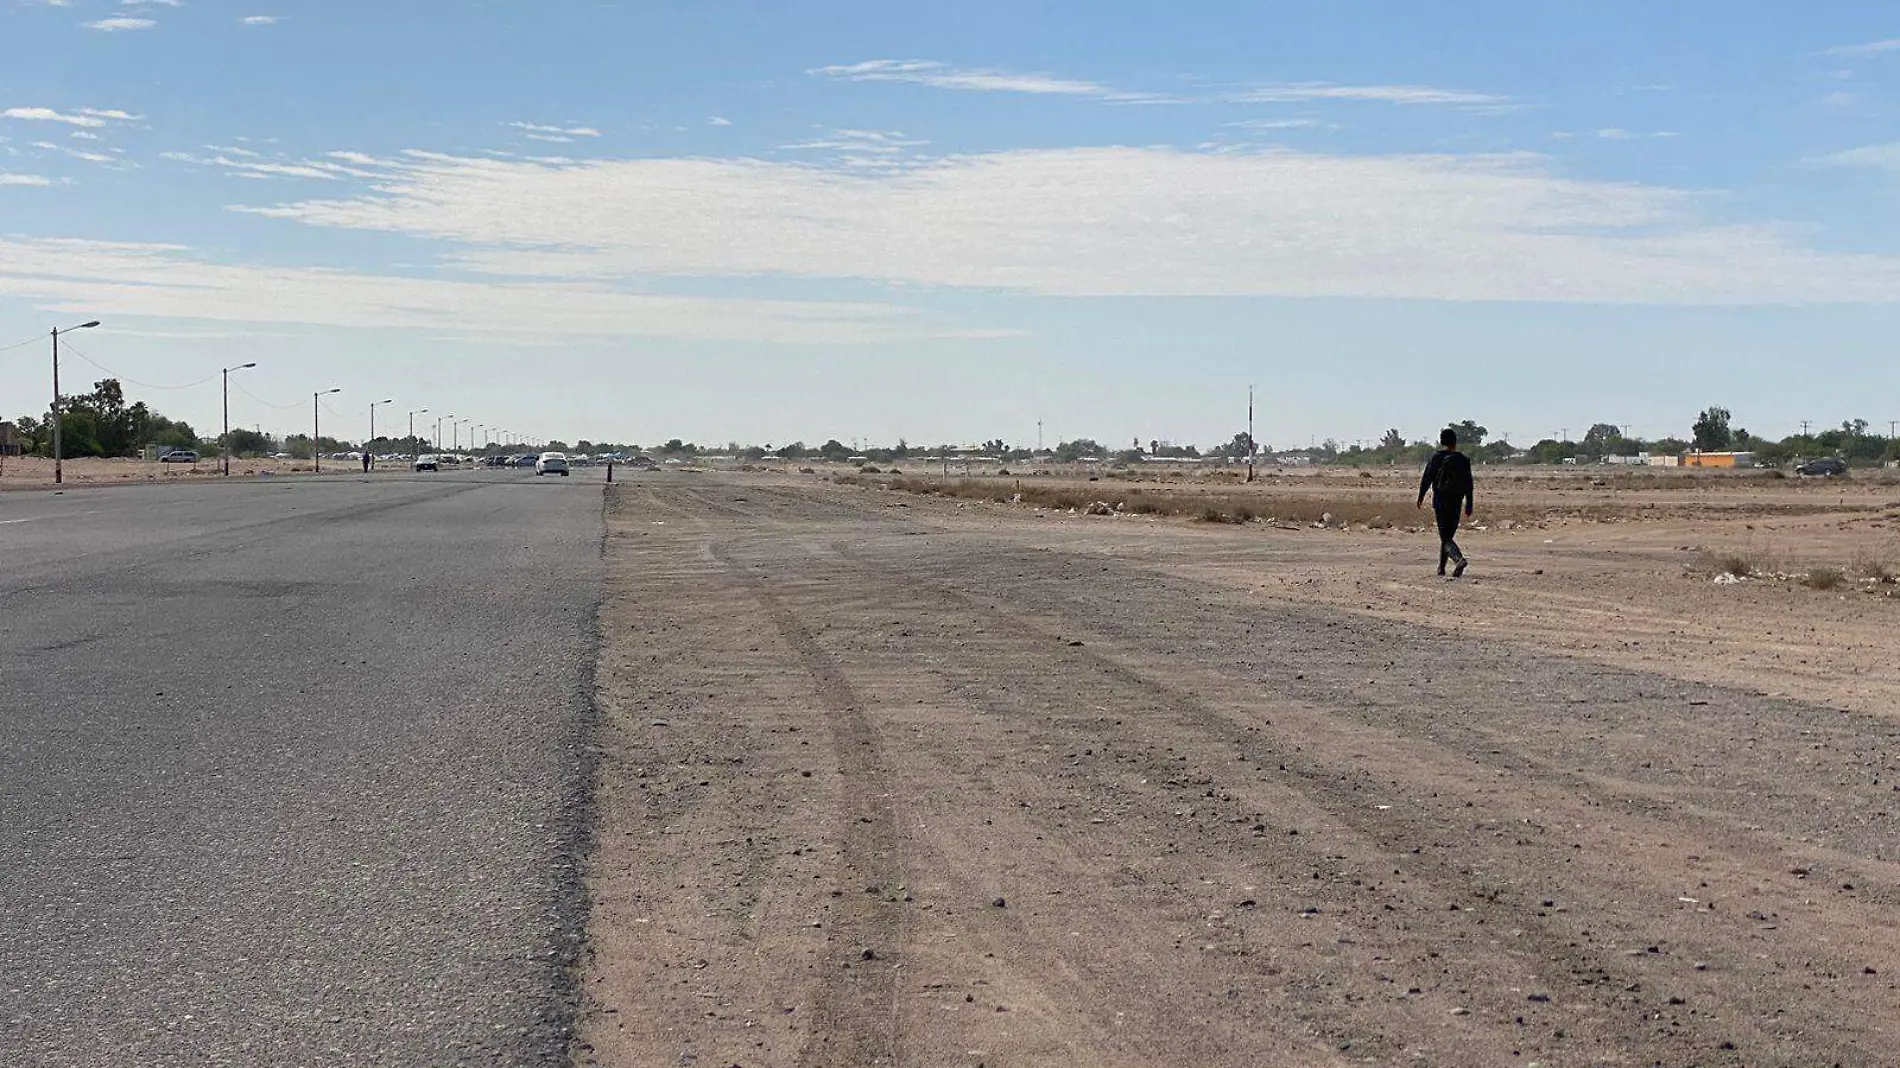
[576,471,1900,1067]
[0,454,409,490]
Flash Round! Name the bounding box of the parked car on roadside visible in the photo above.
[159,450,200,464]
[1795,457,1848,477]
[535,452,570,476]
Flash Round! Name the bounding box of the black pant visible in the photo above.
[1435,506,1466,572]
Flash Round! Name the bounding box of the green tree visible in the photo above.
[775,441,808,460]
[1581,423,1624,457]
[224,425,273,456]
[1053,438,1105,462]
[1448,420,1488,449]
[818,438,851,460]
[1691,406,1733,451]
[1380,428,1405,451]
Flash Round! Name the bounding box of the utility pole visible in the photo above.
[1246,385,1255,483]
[369,398,394,470]
[313,388,340,472]
[222,363,258,475]
[1801,420,1811,437]
[408,409,428,464]
[48,321,100,485]
[1037,420,1043,453]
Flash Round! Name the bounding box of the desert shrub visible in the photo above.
[1803,566,1846,591]
[859,465,882,474]
[1711,553,1754,578]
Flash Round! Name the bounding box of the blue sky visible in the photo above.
[4,0,1900,449]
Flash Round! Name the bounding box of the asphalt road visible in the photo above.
[0,471,605,1067]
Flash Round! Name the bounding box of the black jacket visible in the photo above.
[1418,449,1473,514]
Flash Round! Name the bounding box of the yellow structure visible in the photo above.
[1683,451,1755,468]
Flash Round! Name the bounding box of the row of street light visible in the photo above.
[36,320,542,482]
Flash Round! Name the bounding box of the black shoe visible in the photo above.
[1452,559,1467,578]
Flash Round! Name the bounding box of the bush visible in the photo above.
[1711,553,1754,578]
[1803,566,1846,591]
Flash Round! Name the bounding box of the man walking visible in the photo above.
[1417,428,1474,578]
[362,448,372,473]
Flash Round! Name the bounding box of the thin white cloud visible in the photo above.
[84,16,156,30]
[1,106,141,129]
[33,140,114,163]
[240,15,281,25]
[0,173,55,187]
[0,237,964,345]
[811,59,1177,103]
[710,116,732,126]
[1825,38,1900,56]
[1596,128,1634,140]
[1225,118,1337,131]
[231,145,1900,305]
[1813,141,1900,169]
[507,121,601,138]
[1227,83,1507,106]
[161,150,388,181]
[813,59,1505,108]
[70,130,101,140]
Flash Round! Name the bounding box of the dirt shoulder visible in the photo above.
[577,474,1900,1068]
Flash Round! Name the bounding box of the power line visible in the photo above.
[230,378,304,410]
[0,334,45,355]
[58,343,219,392]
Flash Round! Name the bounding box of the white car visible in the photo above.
[536,452,570,476]
[414,454,440,472]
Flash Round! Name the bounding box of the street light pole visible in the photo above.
[407,409,429,464]
[222,362,258,476]
[313,388,341,472]
[49,320,100,486]
[435,414,453,455]
[366,397,393,467]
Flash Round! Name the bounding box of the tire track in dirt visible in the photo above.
[706,539,909,1068]
[804,533,1900,1065]
[587,480,1900,1066]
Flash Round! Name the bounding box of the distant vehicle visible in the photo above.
[628,455,659,470]
[512,453,540,468]
[1795,457,1848,477]
[414,454,439,472]
[158,449,200,464]
[481,455,507,468]
[569,454,594,467]
[536,452,570,476]
[1560,457,1579,466]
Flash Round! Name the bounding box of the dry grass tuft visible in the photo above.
[1803,566,1847,591]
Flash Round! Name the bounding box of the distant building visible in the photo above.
[1683,451,1755,469]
